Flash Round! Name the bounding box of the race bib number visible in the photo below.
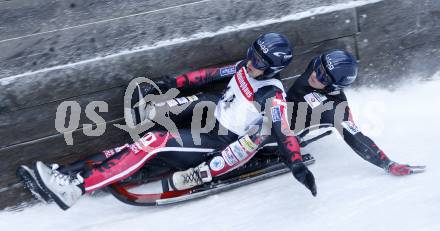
[304,92,327,109]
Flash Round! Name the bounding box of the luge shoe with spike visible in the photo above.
[17,165,53,203]
[34,161,84,210]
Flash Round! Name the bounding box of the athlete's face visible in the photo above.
[246,60,265,78]
[308,71,326,89]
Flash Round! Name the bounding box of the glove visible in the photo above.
[290,162,317,196]
[127,76,174,125]
[135,76,173,99]
[386,162,426,176]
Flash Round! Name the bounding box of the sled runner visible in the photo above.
[107,153,315,206]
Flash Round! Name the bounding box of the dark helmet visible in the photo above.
[246,32,293,76]
[313,50,358,91]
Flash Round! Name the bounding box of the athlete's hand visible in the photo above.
[290,162,317,196]
[136,76,172,97]
[127,76,174,125]
[387,162,426,176]
[130,79,159,109]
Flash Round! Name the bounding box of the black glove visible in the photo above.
[136,76,174,98]
[289,162,317,196]
[128,76,174,125]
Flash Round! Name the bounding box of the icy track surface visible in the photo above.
[1,75,440,231]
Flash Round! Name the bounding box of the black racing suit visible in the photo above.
[283,61,392,169]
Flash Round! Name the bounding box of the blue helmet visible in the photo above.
[246,32,293,76]
[313,50,358,90]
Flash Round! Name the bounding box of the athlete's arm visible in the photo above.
[320,101,392,167]
[127,64,236,125]
[340,113,392,168]
[261,86,317,196]
[323,101,424,175]
[174,64,237,90]
[133,63,237,96]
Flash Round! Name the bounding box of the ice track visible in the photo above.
[1,73,440,231]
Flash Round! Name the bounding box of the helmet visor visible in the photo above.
[247,46,270,71]
[313,58,334,86]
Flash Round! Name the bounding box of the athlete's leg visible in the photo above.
[82,127,234,193]
[169,118,273,190]
[34,124,234,210]
[57,143,131,174]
